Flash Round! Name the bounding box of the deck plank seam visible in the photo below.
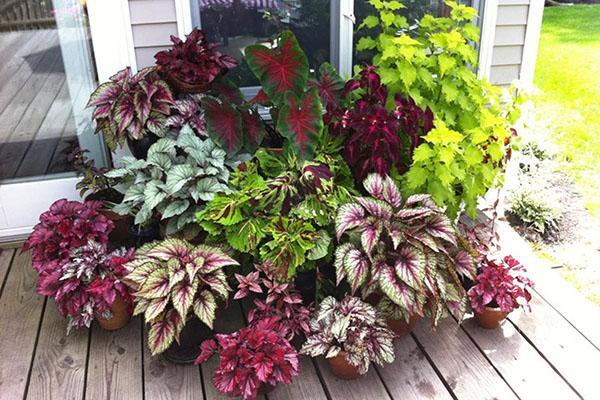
[409,331,459,400]
[21,296,47,400]
[139,318,146,400]
[372,364,398,400]
[506,317,585,399]
[81,323,92,400]
[310,358,333,400]
[0,249,16,299]
[198,358,207,400]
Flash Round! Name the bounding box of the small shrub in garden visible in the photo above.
[507,189,560,236]
[37,240,134,333]
[195,316,299,400]
[335,174,475,325]
[124,238,238,355]
[300,296,395,375]
[234,262,312,341]
[468,255,533,313]
[23,199,113,273]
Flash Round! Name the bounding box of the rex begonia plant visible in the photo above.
[36,240,134,333]
[166,95,207,136]
[325,65,433,182]
[87,67,175,150]
[195,316,299,400]
[468,255,533,313]
[300,296,395,375]
[155,28,237,89]
[334,174,476,325]
[124,238,238,355]
[234,262,312,341]
[23,199,113,274]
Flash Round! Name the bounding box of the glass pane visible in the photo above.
[193,0,331,87]
[0,0,104,184]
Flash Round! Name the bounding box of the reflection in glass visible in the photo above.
[193,0,331,87]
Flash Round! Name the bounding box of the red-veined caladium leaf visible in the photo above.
[454,250,476,279]
[355,197,393,220]
[378,264,416,312]
[248,88,271,106]
[343,247,370,294]
[308,62,345,107]
[335,203,365,240]
[193,289,217,328]
[424,214,457,246]
[245,30,308,102]
[276,88,323,160]
[148,309,184,355]
[210,76,244,104]
[394,246,426,290]
[240,108,266,153]
[203,95,243,155]
[172,277,199,318]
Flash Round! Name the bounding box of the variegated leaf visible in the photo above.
[193,290,217,329]
[362,174,385,200]
[378,264,415,312]
[124,260,156,284]
[454,250,477,279]
[382,175,403,208]
[334,243,354,286]
[355,197,392,220]
[144,296,169,322]
[424,214,457,246]
[144,238,190,261]
[133,297,150,316]
[147,309,181,355]
[407,230,439,253]
[387,222,406,250]
[343,248,369,294]
[202,270,230,300]
[172,277,199,318]
[136,269,171,299]
[191,245,239,273]
[394,246,426,290]
[335,203,365,240]
[361,220,382,255]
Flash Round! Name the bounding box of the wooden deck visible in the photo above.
[0,28,79,181]
[1,243,599,400]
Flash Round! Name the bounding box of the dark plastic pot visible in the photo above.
[327,352,361,380]
[129,225,160,248]
[257,383,276,395]
[127,134,158,159]
[163,317,213,364]
[85,190,132,245]
[294,269,316,305]
[474,306,509,329]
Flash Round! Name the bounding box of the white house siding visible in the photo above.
[128,0,179,68]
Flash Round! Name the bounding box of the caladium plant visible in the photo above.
[124,238,238,355]
[35,240,134,333]
[234,262,312,341]
[334,174,475,325]
[468,255,533,313]
[195,316,299,400]
[87,67,175,150]
[300,296,395,375]
[105,125,232,239]
[23,199,113,274]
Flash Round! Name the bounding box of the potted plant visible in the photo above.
[233,262,312,346]
[300,296,395,379]
[124,238,238,362]
[468,255,533,329]
[334,174,476,335]
[155,28,237,94]
[195,316,299,399]
[36,241,135,332]
[105,125,233,241]
[86,66,175,158]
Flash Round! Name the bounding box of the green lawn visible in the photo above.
[534,5,600,218]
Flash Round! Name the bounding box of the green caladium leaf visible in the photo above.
[276,88,323,160]
[245,30,309,102]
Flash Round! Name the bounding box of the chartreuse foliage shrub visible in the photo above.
[357,0,524,217]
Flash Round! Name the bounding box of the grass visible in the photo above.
[534,5,600,218]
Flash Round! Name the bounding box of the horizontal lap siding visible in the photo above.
[128,0,179,69]
[490,1,530,85]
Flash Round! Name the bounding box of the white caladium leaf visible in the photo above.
[335,203,365,239]
[394,246,426,290]
[362,173,385,200]
[147,309,181,355]
[424,214,457,246]
[136,268,171,299]
[172,277,198,318]
[382,175,403,208]
[355,197,392,220]
[344,248,369,295]
[144,296,169,322]
[193,290,217,329]
[334,243,354,286]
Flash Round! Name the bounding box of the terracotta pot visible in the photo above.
[166,74,210,94]
[163,317,213,364]
[474,307,509,329]
[387,315,420,337]
[327,352,362,380]
[97,294,131,331]
[84,190,132,244]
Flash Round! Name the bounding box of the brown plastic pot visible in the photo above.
[387,315,420,337]
[97,294,131,331]
[327,352,362,380]
[257,383,276,395]
[166,74,210,94]
[474,307,509,329]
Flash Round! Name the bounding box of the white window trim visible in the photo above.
[477,0,499,79]
[520,0,544,84]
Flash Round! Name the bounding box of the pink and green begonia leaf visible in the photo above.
[144,296,170,322]
[335,203,365,240]
[276,88,323,160]
[382,175,403,208]
[87,81,121,107]
[362,174,385,200]
[136,269,171,299]
[112,93,135,133]
[424,214,457,246]
[192,245,239,273]
[334,243,354,286]
[203,95,243,154]
[172,277,198,319]
[193,290,217,328]
[344,247,370,294]
[395,207,433,220]
[454,250,477,279]
[394,246,426,290]
[110,66,131,84]
[360,220,382,255]
[144,239,189,261]
[378,264,416,312]
[245,30,309,102]
[148,309,182,355]
[308,62,345,107]
[355,197,393,220]
[152,80,176,107]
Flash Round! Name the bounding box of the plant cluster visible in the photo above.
[105,125,232,238]
[195,316,299,400]
[155,28,237,89]
[301,296,395,375]
[166,95,207,135]
[87,67,175,150]
[68,146,113,198]
[234,263,312,341]
[468,255,533,313]
[335,174,475,324]
[507,190,560,236]
[37,241,134,332]
[124,239,238,355]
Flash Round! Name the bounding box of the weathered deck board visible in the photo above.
[316,357,392,400]
[508,293,600,399]
[376,335,453,400]
[0,251,45,399]
[26,301,89,400]
[0,248,15,296]
[86,317,144,400]
[413,318,519,400]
